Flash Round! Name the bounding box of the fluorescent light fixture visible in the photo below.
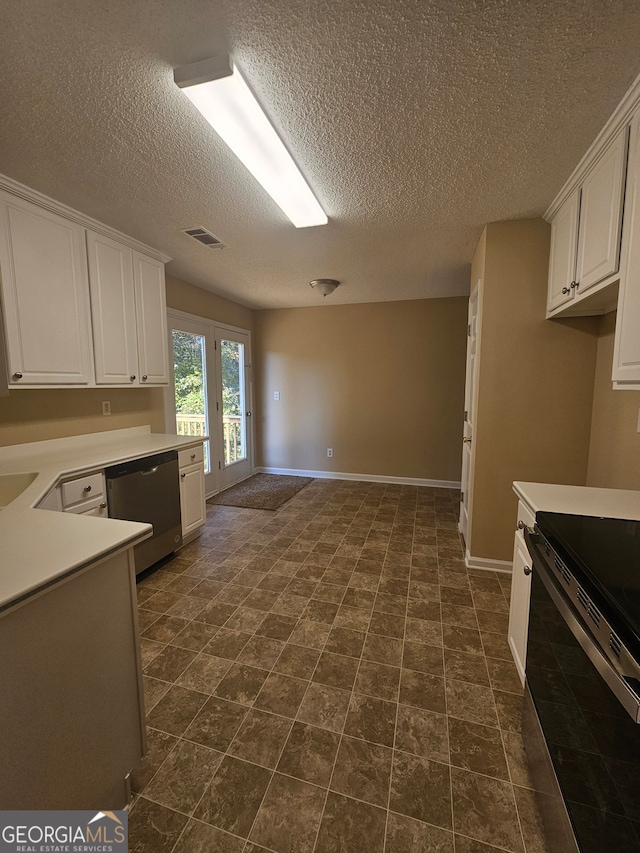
[174,56,328,228]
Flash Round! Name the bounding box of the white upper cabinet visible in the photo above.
[86,231,139,385]
[546,129,628,317]
[0,177,170,388]
[133,252,169,385]
[0,192,92,385]
[86,234,169,386]
[575,129,627,294]
[547,189,580,313]
[613,113,640,386]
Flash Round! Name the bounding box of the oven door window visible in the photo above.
[527,569,640,852]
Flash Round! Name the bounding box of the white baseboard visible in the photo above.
[255,466,461,490]
[465,550,513,574]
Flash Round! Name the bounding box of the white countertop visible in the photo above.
[0,427,204,611]
[514,481,640,520]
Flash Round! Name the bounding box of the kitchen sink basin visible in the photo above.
[0,472,38,507]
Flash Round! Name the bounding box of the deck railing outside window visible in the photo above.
[176,414,242,465]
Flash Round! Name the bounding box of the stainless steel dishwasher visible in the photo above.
[105,450,182,575]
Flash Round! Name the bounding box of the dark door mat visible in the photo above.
[208,473,315,510]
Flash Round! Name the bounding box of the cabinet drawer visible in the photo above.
[179,444,203,469]
[64,495,108,518]
[61,472,104,507]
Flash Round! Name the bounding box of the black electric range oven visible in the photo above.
[523,513,640,853]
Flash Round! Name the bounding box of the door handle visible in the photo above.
[463,437,472,444]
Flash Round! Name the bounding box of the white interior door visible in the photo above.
[215,325,253,490]
[459,282,480,546]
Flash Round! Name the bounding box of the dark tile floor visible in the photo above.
[129,479,549,853]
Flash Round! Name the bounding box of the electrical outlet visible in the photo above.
[102,401,111,416]
[274,391,280,401]
[327,448,333,458]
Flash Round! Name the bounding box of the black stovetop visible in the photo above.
[536,512,640,649]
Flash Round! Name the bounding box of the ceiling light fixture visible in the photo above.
[309,278,340,297]
[174,55,328,229]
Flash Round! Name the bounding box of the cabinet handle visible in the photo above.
[99,502,107,509]
[130,375,136,382]
[83,485,92,493]
[142,375,148,382]
[12,372,22,380]
[181,472,186,479]
[190,453,196,460]
[524,565,532,576]
[570,281,579,289]
[562,287,571,295]
[517,520,525,530]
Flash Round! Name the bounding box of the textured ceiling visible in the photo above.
[2,0,640,308]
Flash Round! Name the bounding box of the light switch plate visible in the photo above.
[274,391,280,401]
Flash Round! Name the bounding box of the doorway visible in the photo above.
[459,280,480,547]
[166,310,253,495]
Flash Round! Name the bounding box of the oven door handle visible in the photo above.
[527,533,640,724]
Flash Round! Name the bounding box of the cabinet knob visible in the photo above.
[517,520,525,530]
[83,485,92,493]
[12,372,22,380]
[99,502,107,509]
[524,565,532,576]
[562,287,571,295]
[130,375,136,382]
[181,472,186,479]
[142,375,148,382]
[190,453,196,460]
[570,281,579,289]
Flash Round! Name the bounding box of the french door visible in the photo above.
[166,312,253,495]
[214,325,253,490]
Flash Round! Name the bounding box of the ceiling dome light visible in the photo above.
[309,278,340,297]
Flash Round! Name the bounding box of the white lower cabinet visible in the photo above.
[508,532,532,687]
[507,500,535,687]
[179,444,206,540]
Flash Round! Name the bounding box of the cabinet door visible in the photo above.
[613,114,640,386]
[133,252,169,385]
[179,463,206,537]
[507,530,532,687]
[575,129,628,294]
[0,193,92,385]
[86,231,139,385]
[547,189,580,313]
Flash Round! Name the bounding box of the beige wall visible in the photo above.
[0,387,166,447]
[254,298,468,481]
[587,311,640,488]
[469,220,600,562]
[165,274,254,331]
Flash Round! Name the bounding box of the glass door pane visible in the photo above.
[221,338,246,466]
[172,330,210,473]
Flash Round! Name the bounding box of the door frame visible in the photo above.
[459,278,482,552]
[164,308,254,497]
[214,324,254,490]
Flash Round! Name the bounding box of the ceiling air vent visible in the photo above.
[182,227,226,249]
